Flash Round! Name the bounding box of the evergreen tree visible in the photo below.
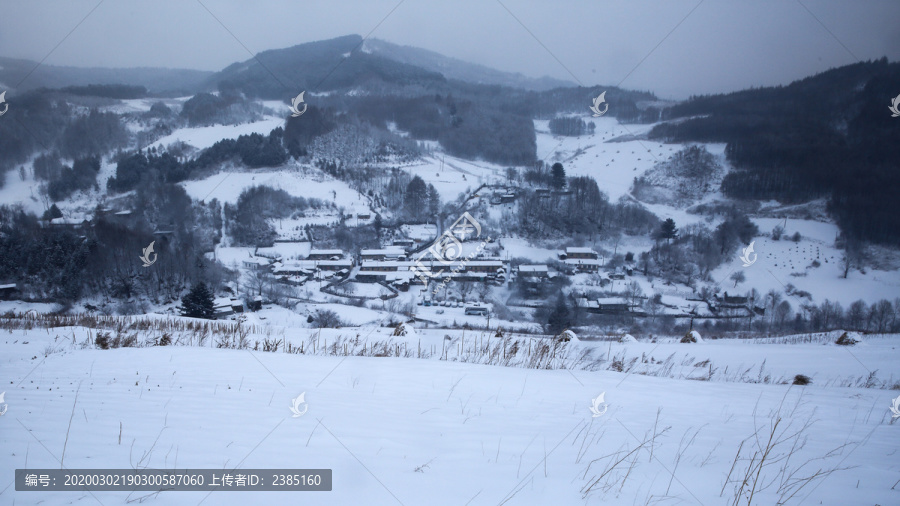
[180,282,215,319]
[373,213,383,239]
[404,176,428,218]
[42,204,63,221]
[551,162,566,189]
[426,183,441,217]
[659,218,677,243]
[547,293,570,334]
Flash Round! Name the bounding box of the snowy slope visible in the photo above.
[2,322,899,505]
[180,162,372,219]
[534,117,676,202]
[711,218,900,305]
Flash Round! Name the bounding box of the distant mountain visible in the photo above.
[361,38,575,92]
[207,35,447,98]
[0,57,211,95]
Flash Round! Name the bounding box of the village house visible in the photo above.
[307,249,344,260]
[0,283,19,300]
[274,259,353,275]
[391,239,415,249]
[242,257,271,270]
[595,297,633,313]
[517,264,549,278]
[360,247,407,261]
[562,247,599,260]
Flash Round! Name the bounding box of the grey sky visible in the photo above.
[2,0,898,99]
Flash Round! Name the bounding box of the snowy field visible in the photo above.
[180,162,372,219]
[534,118,676,202]
[710,218,900,306]
[2,316,899,506]
[153,117,285,152]
[400,154,506,202]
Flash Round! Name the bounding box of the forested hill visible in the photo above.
[648,58,900,245]
[208,35,448,98]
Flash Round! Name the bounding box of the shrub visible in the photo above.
[95,332,110,349]
[793,374,812,385]
[314,309,344,328]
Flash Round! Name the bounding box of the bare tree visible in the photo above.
[841,235,862,279]
[625,281,644,309]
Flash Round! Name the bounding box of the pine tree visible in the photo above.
[659,218,677,243]
[373,213,383,239]
[43,204,63,221]
[551,163,566,189]
[426,184,441,217]
[180,282,215,319]
[404,176,428,218]
[547,293,570,334]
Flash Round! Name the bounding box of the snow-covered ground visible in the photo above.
[179,162,372,219]
[534,117,676,202]
[400,154,506,202]
[711,218,900,306]
[153,117,285,152]
[2,320,899,505]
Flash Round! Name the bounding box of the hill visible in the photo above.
[362,37,575,91]
[0,56,211,94]
[207,34,447,98]
[648,58,900,245]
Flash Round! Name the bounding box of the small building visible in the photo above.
[463,260,505,274]
[359,261,403,272]
[596,297,632,313]
[563,247,599,260]
[392,239,415,249]
[273,259,353,274]
[48,217,89,229]
[248,296,263,311]
[242,257,271,270]
[0,283,18,300]
[575,297,601,313]
[500,193,516,204]
[360,247,407,261]
[518,264,549,278]
[314,259,354,271]
[357,213,371,220]
[566,258,602,272]
[307,249,343,260]
[722,292,749,305]
[213,298,236,319]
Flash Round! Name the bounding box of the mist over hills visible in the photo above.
[0,35,898,244]
[0,56,211,94]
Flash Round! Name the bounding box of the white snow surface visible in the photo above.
[2,319,899,505]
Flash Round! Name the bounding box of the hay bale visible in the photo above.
[835,331,860,346]
[392,322,416,338]
[556,329,578,342]
[681,330,703,343]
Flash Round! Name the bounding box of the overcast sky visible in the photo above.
[2,0,898,99]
